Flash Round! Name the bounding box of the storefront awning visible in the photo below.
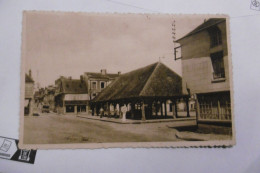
[64,94,90,101]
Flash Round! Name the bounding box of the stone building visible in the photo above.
[43,85,56,112]
[82,69,120,100]
[54,76,89,114]
[176,18,231,123]
[24,70,34,115]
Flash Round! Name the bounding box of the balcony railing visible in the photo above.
[213,71,225,79]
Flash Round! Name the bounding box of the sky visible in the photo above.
[23,12,204,88]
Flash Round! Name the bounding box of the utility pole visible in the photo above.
[172,19,182,60]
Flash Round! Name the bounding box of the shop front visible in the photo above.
[64,94,89,114]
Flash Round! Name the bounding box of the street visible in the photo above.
[24,112,184,144]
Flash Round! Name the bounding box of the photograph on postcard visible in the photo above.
[19,11,235,148]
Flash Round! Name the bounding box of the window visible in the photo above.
[211,51,225,79]
[101,82,105,89]
[208,26,222,48]
[135,104,141,110]
[91,81,96,89]
[174,45,182,60]
[77,105,86,112]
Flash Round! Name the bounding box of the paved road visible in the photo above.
[23,113,182,144]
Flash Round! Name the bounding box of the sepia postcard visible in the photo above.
[19,11,235,149]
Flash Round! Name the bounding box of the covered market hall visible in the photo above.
[91,62,193,121]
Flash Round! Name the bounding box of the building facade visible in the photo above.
[176,18,231,123]
[54,76,89,114]
[42,85,56,112]
[82,69,120,100]
[92,62,192,121]
[24,70,34,115]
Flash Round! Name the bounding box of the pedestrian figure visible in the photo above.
[100,107,104,118]
[121,104,127,122]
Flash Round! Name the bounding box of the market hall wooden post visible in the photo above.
[113,103,117,116]
[172,99,176,119]
[174,100,178,118]
[148,101,152,119]
[131,102,135,119]
[186,98,190,117]
[155,101,158,118]
[160,101,163,117]
[107,102,110,117]
[119,103,122,119]
[141,101,146,121]
[164,100,167,118]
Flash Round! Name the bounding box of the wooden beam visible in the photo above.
[107,102,110,116]
[141,101,146,121]
[131,102,135,119]
[155,102,158,118]
[119,104,122,119]
[160,101,163,117]
[148,102,152,119]
[186,99,190,117]
[174,100,178,118]
[172,101,176,119]
[164,101,167,118]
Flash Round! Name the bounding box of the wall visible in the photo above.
[182,55,230,94]
[179,21,230,94]
[179,21,228,60]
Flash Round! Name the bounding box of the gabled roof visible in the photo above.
[176,18,226,42]
[57,79,88,94]
[85,72,119,80]
[25,73,34,83]
[93,62,182,102]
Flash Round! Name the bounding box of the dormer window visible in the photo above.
[208,26,222,48]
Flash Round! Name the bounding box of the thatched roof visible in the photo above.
[176,18,225,42]
[93,62,182,102]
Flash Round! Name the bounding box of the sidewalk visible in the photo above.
[77,114,197,126]
[175,131,232,141]
[77,114,232,141]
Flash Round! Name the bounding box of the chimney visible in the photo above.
[29,69,32,77]
[101,69,107,75]
[80,75,84,82]
[118,71,121,75]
